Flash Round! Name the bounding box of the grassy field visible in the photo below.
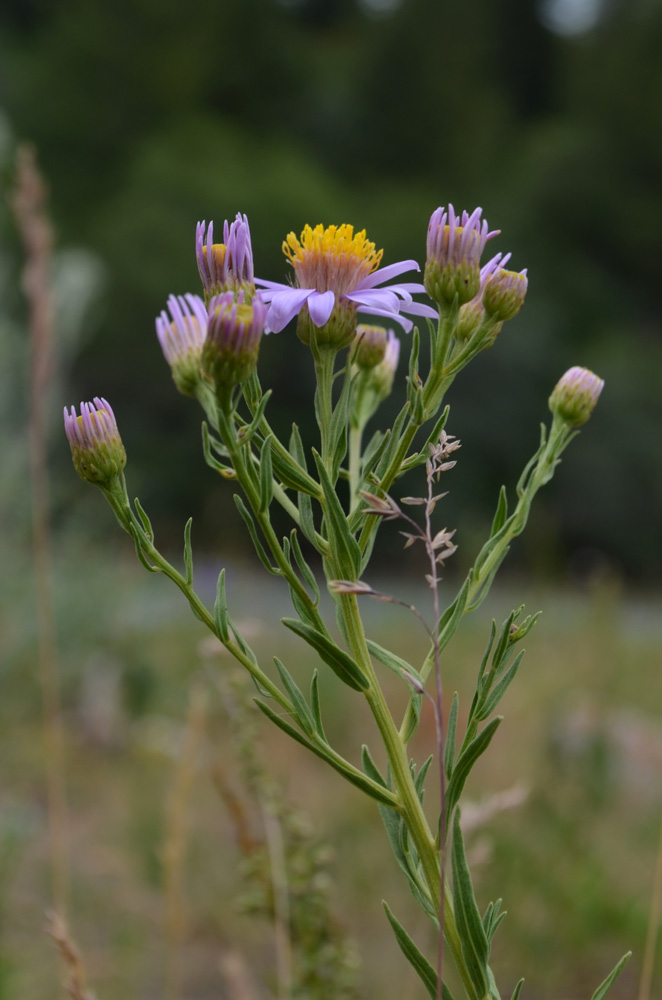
[1,536,661,999]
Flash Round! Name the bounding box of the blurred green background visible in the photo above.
[1,0,662,997]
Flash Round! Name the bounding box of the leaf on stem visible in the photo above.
[446,717,502,820]
[444,692,459,781]
[258,434,273,512]
[313,450,362,578]
[383,902,455,1000]
[213,568,229,642]
[273,657,315,737]
[282,617,370,691]
[233,495,280,575]
[183,517,193,586]
[451,810,490,1000]
[589,953,631,1000]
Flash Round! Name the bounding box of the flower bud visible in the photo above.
[64,397,126,486]
[549,366,605,426]
[482,268,528,321]
[424,205,497,307]
[372,329,400,399]
[296,298,358,350]
[201,291,266,389]
[196,214,255,303]
[155,293,207,396]
[353,325,388,368]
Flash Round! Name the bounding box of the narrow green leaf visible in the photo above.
[258,434,273,512]
[329,367,352,481]
[289,586,319,628]
[415,755,434,803]
[201,421,233,474]
[282,617,370,691]
[444,692,459,780]
[408,325,420,382]
[438,573,473,655]
[424,405,450,450]
[375,402,409,479]
[289,529,320,604]
[477,621,497,690]
[590,953,631,1000]
[490,485,508,537]
[476,651,525,721]
[360,429,387,480]
[361,744,388,788]
[129,524,160,573]
[233,495,279,575]
[313,450,362,578]
[183,517,194,586]
[214,568,229,641]
[309,670,326,741]
[491,611,518,676]
[452,811,490,999]
[273,657,315,737]
[134,497,154,541]
[509,978,524,1000]
[383,902,446,1000]
[446,718,502,818]
[241,388,272,444]
[366,639,423,685]
[254,699,396,804]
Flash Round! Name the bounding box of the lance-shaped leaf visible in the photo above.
[233,495,279,575]
[446,717,502,820]
[313,450,362,579]
[289,529,320,604]
[590,953,631,1000]
[253,699,397,806]
[282,617,370,691]
[258,434,273,512]
[309,670,326,740]
[273,657,315,737]
[383,902,455,1000]
[444,692,459,781]
[452,811,490,1000]
[183,517,193,586]
[213,568,229,642]
[475,652,524,722]
[134,497,154,541]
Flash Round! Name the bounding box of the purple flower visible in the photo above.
[155,293,208,396]
[202,290,267,388]
[425,205,499,306]
[63,397,126,485]
[456,251,511,341]
[255,223,436,344]
[196,213,255,301]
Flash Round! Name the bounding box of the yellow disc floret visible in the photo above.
[283,224,383,297]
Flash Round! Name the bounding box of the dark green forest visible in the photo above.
[2,0,661,578]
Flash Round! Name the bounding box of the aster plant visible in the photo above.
[65,208,626,1000]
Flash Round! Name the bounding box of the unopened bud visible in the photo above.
[64,397,126,486]
[353,325,388,368]
[202,291,266,389]
[155,293,207,396]
[549,366,605,426]
[482,268,528,321]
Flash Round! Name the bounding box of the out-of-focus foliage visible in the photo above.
[1,0,660,577]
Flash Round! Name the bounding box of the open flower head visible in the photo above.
[196,213,255,303]
[64,397,126,486]
[256,222,436,348]
[201,290,266,390]
[155,293,208,396]
[425,205,498,307]
[549,366,605,426]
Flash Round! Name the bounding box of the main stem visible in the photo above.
[337,589,480,1000]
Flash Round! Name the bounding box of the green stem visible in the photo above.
[399,417,573,741]
[312,345,337,471]
[335,588,480,1000]
[348,423,364,512]
[217,404,325,628]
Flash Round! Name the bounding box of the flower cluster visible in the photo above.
[64,205,605,491]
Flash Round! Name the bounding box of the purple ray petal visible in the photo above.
[401,301,439,320]
[358,259,421,290]
[355,305,414,333]
[346,289,401,313]
[267,288,315,333]
[307,290,336,327]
